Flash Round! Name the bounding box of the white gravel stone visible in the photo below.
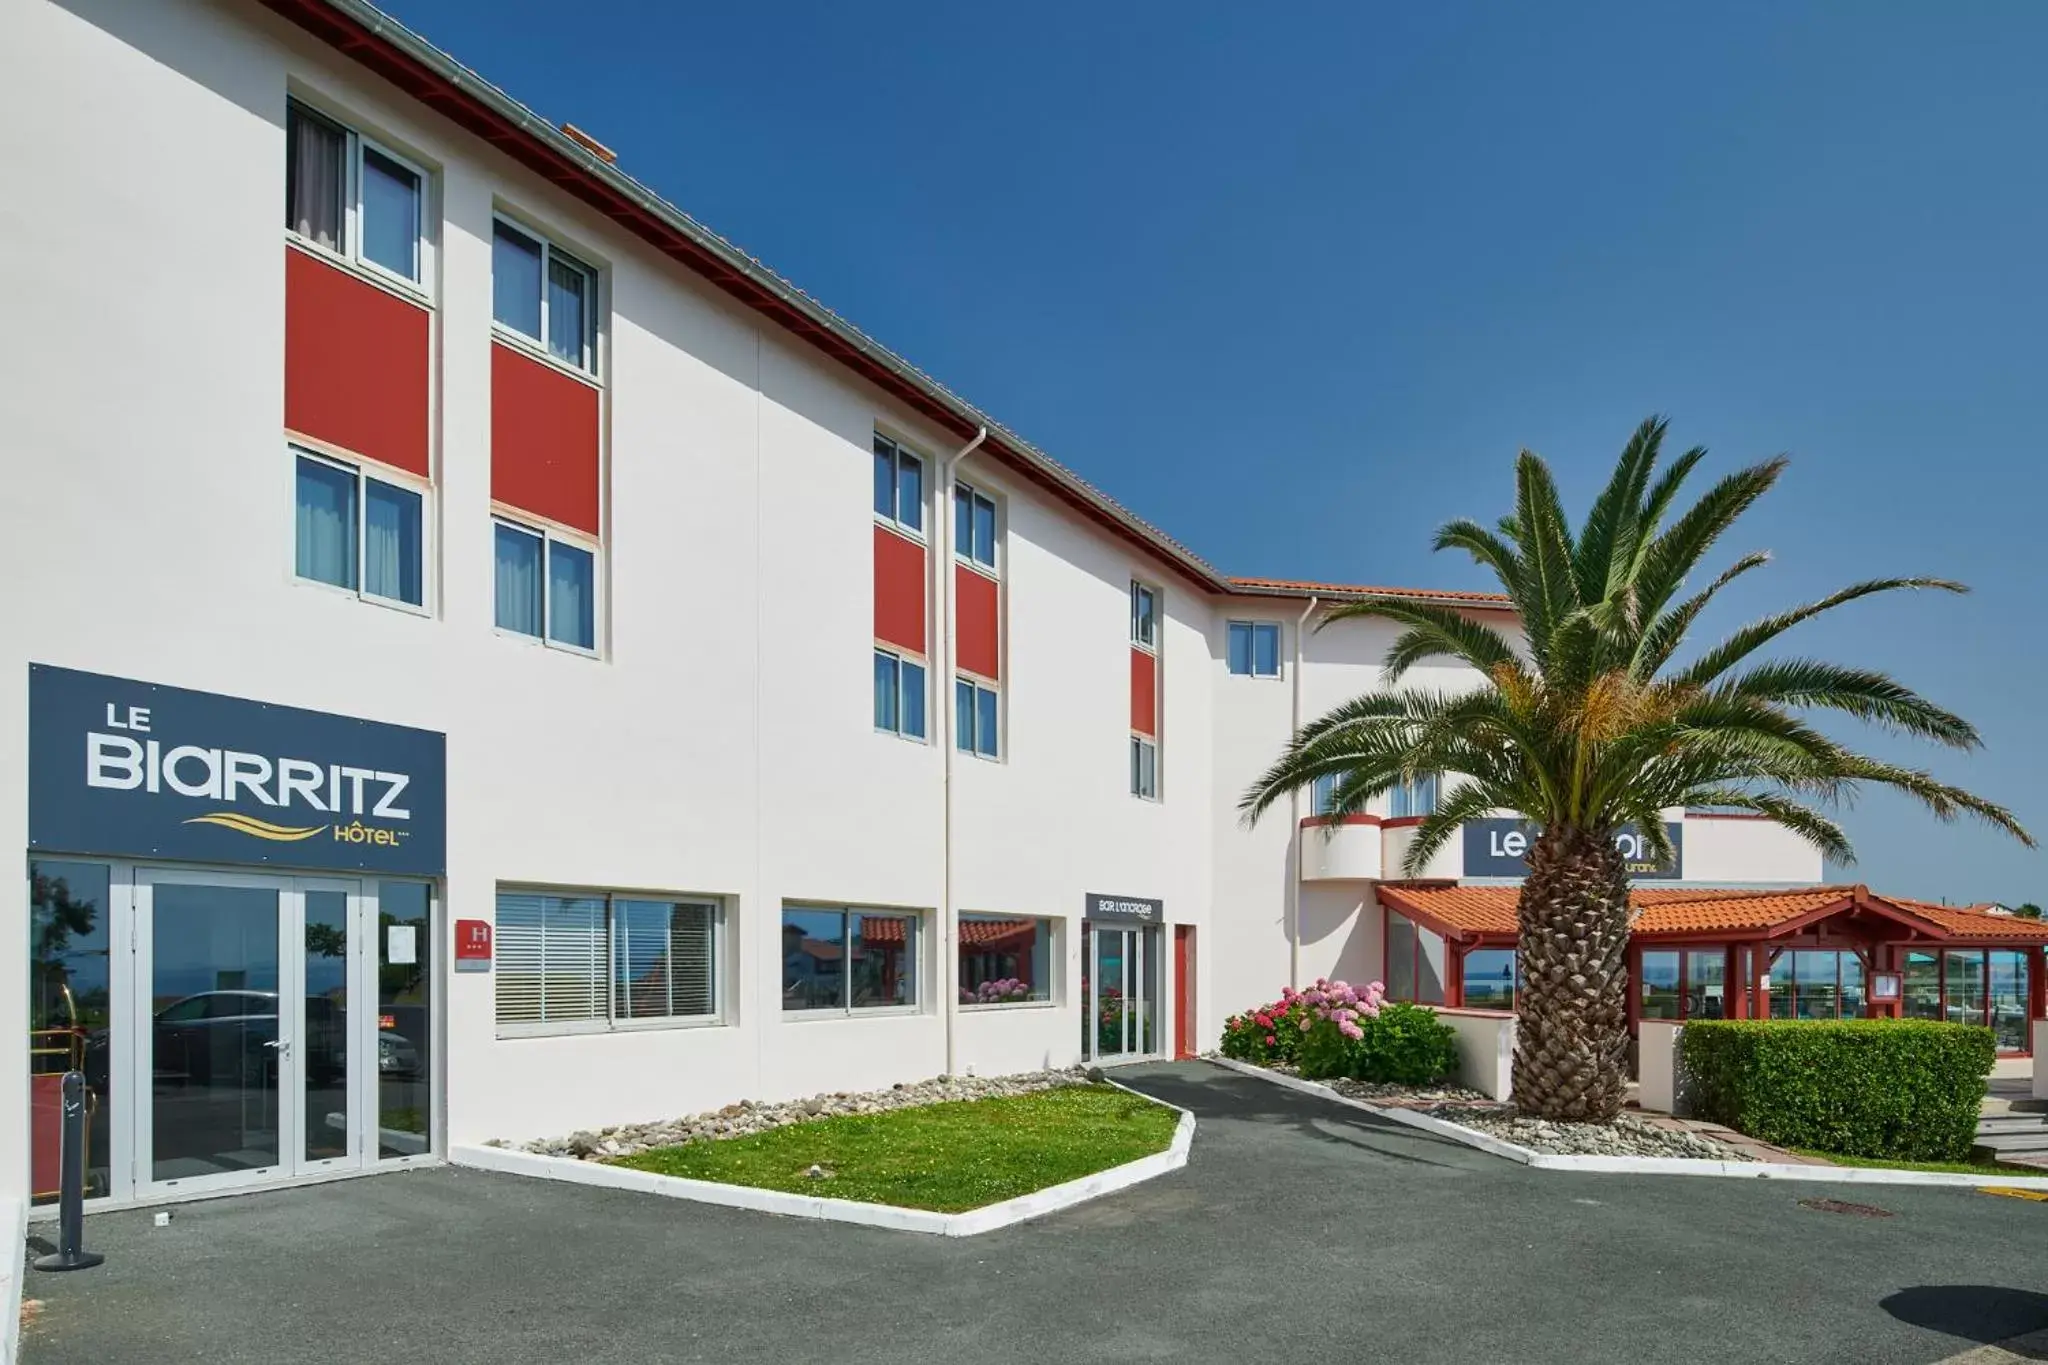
[509,1067,1093,1160]
[1252,1060,1751,1161]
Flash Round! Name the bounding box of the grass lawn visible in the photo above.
[1791,1148,2045,1177]
[611,1083,1178,1212]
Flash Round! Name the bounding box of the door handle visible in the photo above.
[263,1040,289,1053]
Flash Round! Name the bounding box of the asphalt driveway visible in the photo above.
[23,1061,2048,1364]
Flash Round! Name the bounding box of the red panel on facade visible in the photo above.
[1131,647,1158,736]
[874,525,926,654]
[284,247,430,476]
[491,341,602,534]
[956,566,1000,680]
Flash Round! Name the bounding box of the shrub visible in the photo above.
[1221,979,1384,1070]
[1680,1019,1994,1162]
[1351,1002,1460,1085]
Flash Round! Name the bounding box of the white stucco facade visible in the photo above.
[0,0,1823,1210]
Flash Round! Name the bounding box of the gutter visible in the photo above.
[1287,595,1319,987]
[939,426,988,1076]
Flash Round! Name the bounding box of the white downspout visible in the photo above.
[1287,595,1319,988]
[940,425,987,1076]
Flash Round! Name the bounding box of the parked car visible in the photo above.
[147,991,419,1088]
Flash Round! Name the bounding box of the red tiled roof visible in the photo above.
[1376,883,2048,944]
[959,918,1041,947]
[1227,577,1515,610]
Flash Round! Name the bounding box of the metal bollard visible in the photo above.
[33,1072,104,1272]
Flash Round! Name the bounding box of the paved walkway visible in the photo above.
[22,1062,2048,1364]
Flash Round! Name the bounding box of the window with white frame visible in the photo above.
[1227,620,1281,677]
[958,913,1056,1006]
[494,890,722,1034]
[1131,581,1158,649]
[873,648,928,741]
[293,447,426,608]
[285,99,429,287]
[1390,773,1442,818]
[955,677,1000,758]
[872,434,925,536]
[493,517,597,652]
[1130,736,1158,800]
[1311,773,1342,816]
[781,905,922,1012]
[954,482,997,569]
[492,215,597,373]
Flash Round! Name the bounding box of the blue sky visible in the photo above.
[385,0,2046,904]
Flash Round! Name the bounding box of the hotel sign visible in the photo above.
[28,665,446,875]
[1462,819,1682,881]
[1085,893,1164,925]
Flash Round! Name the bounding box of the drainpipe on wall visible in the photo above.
[1287,595,1319,989]
[939,425,988,1077]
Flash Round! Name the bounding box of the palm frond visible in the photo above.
[1675,578,1968,688]
[1318,598,1523,682]
[1716,659,1979,749]
[1629,550,1771,680]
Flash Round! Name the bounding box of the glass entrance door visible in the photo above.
[1087,924,1159,1061]
[134,870,367,1196]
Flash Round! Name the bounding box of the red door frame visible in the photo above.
[1174,926,1195,1060]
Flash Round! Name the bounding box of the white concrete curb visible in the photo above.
[1207,1056,2048,1191]
[451,1082,1192,1237]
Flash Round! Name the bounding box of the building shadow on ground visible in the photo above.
[1881,1286,2048,1357]
[1113,1062,1493,1171]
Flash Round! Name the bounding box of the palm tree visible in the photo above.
[1241,418,2031,1122]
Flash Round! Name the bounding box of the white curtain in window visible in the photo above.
[546,256,588,365]
[287,105,345,250]
[295,457,355,589]
[494,525,543,635]
[364,480,422,605]
[547,541,595,650]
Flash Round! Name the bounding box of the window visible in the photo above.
[294,449,425,608]
[872,435,925,535]
[1131,582,1158,649]
[1385,911,1445,1005]
[782,906,921,1012]
[285,100,427,286]
[1311,773,1341,816]
[1390,773,1441,819]
[955,482,997,568]
[492,216,596,372]
[495,890,722,1034]
[959,914,1055,1005]
[873,649,928,741]
[1227,620,1281,677]
[31,860,113,1204]
[1130,736,1157,800]
[1462,947,1517,1011]
[956,678,999,758]
[494,518,596,652]
[1683,949,1726,1019]
[1640,950,1681,1019]
[1904,948,2033,1050]
[1765,949,1865,1021]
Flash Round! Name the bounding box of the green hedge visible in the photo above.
[1678,1019,1994,1162]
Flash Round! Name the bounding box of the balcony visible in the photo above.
[1299,816,1384,881]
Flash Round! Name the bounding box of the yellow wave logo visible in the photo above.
[183,812,329,842]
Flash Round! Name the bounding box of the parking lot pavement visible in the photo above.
[23,1061,2048,1365]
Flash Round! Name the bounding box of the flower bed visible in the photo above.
[508,1068,1088,1160]
[1221,978,1458,1085]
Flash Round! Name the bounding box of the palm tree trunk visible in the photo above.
[1512,825,1631,1121]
